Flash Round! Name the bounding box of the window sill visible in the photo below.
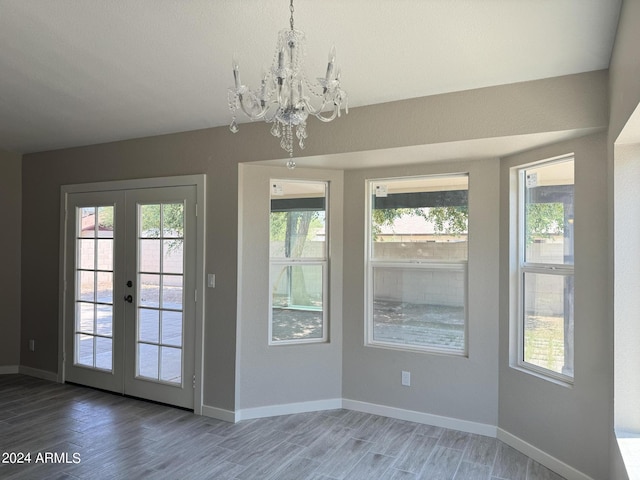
[365,341,467,358]
[510,364,573,388]
[616,430,640,480]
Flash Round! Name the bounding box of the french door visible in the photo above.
[63,185,197,409]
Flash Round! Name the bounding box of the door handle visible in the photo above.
[124,295,133,303]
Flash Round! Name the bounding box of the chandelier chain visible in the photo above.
[289,0,294,30]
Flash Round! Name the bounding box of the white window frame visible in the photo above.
[514,156,574,384]
[268,179,329,346]
[364,174,469,356]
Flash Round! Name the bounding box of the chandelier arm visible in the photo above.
[302,97,327,116]
[311,104,340,123]
[237,94,270,120]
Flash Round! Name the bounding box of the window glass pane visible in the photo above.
[523,272,574,376]
[270,181,326,259]
[524,161,574,265]
[271,264,324,342]
[372,267,465,351]
[371,176,468,261]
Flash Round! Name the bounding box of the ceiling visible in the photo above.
[0,0,621,156]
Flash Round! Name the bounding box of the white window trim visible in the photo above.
[268,179,329,346]
[513,156,575,385]
[364,175,469,356]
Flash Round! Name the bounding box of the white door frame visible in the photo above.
[58,174,206,414]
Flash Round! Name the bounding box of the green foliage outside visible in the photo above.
[371,206,468,238]
[525,202,565,244]
[94,204,184,237]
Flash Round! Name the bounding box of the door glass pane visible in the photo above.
[139,274,160,307]
[162,276,182,310]
[97,207,114,239]
[163,240,183,274]
[140,239,161,272]
[136,202,184,385]
[77,334,94,367]
[80,207,96,238]
[96,305,113,336]
[139,309,160,343]
[78,271,95,302]
[95,337,113,370]
[162,311,182,347]
[74,205,114,371]
[163,204,184,238]
[78,303,94,334]
[96,272,113,303]
[160,347,182,383]
[140,204,161,238]
[138,343,159,379]
[79,239,95,269]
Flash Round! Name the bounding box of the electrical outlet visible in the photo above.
[29,339,35,352]
[401,370,411,387]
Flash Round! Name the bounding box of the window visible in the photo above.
[366,175,469,354]
[269,180,328,345]
[517,157,574,381]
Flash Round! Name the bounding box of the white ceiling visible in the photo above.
[0,0,621,156]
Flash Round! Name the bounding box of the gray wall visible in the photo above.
[343,158,500,427]
[0,149,22,367]
[237,165,343,411]
[499,133,610,480]
[608,1,640,478]
[19,71,607,417]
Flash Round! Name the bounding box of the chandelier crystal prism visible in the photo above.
[228,0,347,169]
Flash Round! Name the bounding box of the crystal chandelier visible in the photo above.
[228,0,347,169]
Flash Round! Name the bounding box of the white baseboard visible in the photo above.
[201,404,237,423]
[236,398,343,423]
[343,398,498,437]
[0,365,20,374]
[497,428,594,480]
[18,366,60,382]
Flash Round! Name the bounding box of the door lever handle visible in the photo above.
[124,295,133,303]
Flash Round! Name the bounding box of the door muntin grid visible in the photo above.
[136,203,185,385]
[74,206,114,371]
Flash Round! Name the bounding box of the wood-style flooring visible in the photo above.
[0,375,564,480]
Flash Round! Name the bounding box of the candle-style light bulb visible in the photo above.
[232,56,241,89]
[325,46,336,81]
